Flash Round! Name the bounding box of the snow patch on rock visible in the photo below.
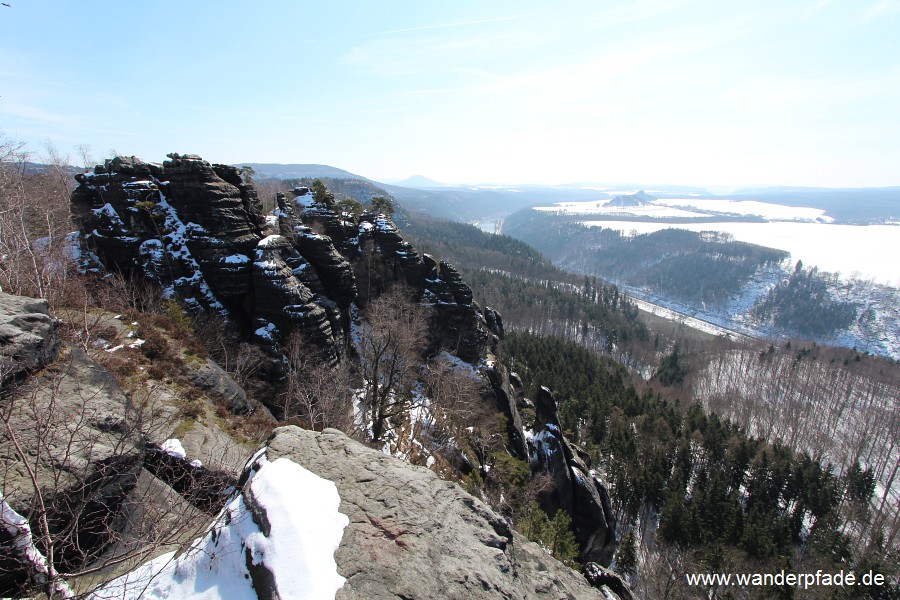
[91,454,348,600]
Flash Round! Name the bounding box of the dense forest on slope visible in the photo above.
[403,216,552,278]
[503,209,788,303]
[503,332,898,598]
[403,216,652,360]
[751,262,859,336]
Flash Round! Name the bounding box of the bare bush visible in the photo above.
[280,333,353,431]
[0,136,78,306]
[424,356,483,444]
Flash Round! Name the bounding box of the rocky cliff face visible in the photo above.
[71,154,499,363]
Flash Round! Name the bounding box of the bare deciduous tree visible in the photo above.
[0,135,76,305]
[357,286,429,443]
[423,355,482,444]
[0,351,218,598]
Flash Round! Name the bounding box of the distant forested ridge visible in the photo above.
[404,216,551,278]
[404,216,649,359]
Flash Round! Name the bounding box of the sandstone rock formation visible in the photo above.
[530,387,618,567]
[70,154,500,363]
[70,155,348,356]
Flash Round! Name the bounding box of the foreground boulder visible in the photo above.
[97,425,617,599]
[94,442,348,600]
[0,292,59,387]
[265,426,609,599]
[0,348,144,593]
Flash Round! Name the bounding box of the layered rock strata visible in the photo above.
[70,155,351,355]
[71,154,500,362]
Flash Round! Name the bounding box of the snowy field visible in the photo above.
[652,198,835,222]
[532,196,834,222]
[581,220,900,285]
[534,201,707,219]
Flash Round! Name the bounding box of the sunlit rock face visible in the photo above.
[71,152,501,363]
[70,154,348,356]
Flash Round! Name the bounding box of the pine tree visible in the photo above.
[615,528,638,578]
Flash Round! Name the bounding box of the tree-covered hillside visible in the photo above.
[752,262,858,336]
[504,332,897,598]
[403,216,650,360]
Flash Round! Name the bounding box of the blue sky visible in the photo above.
[2,0,899,187]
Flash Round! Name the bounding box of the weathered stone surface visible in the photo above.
[0,348,144,585]
[484,305,505,339]
[277,193,357,312]
[264,426,606,599]
[484,361,528,460]
[71,155,258,312]
[0,292,58,386]
[365,214,427,289]
[583,563,634,600]
[1,348,142,504]
[292,187,360,255]
[252,235,337,354]
[419,254,496,361]
[530,387,617,567]
[185,357,256,414]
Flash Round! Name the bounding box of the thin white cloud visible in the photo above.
[306,15,519,45]
[862,0,900,21]
[802,0,834,20]
[0,101,72,124]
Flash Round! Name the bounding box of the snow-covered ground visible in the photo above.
[619,272,900,360]
[651,198,834,222]
[532,196,834,222]
[534,200,706,219]
[581,220,900,285]
[628,296,752,341]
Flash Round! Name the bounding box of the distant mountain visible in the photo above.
[606,190,656,207]
[22,161,82,176]
[236,163,368,181]
[391,175,446,188]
